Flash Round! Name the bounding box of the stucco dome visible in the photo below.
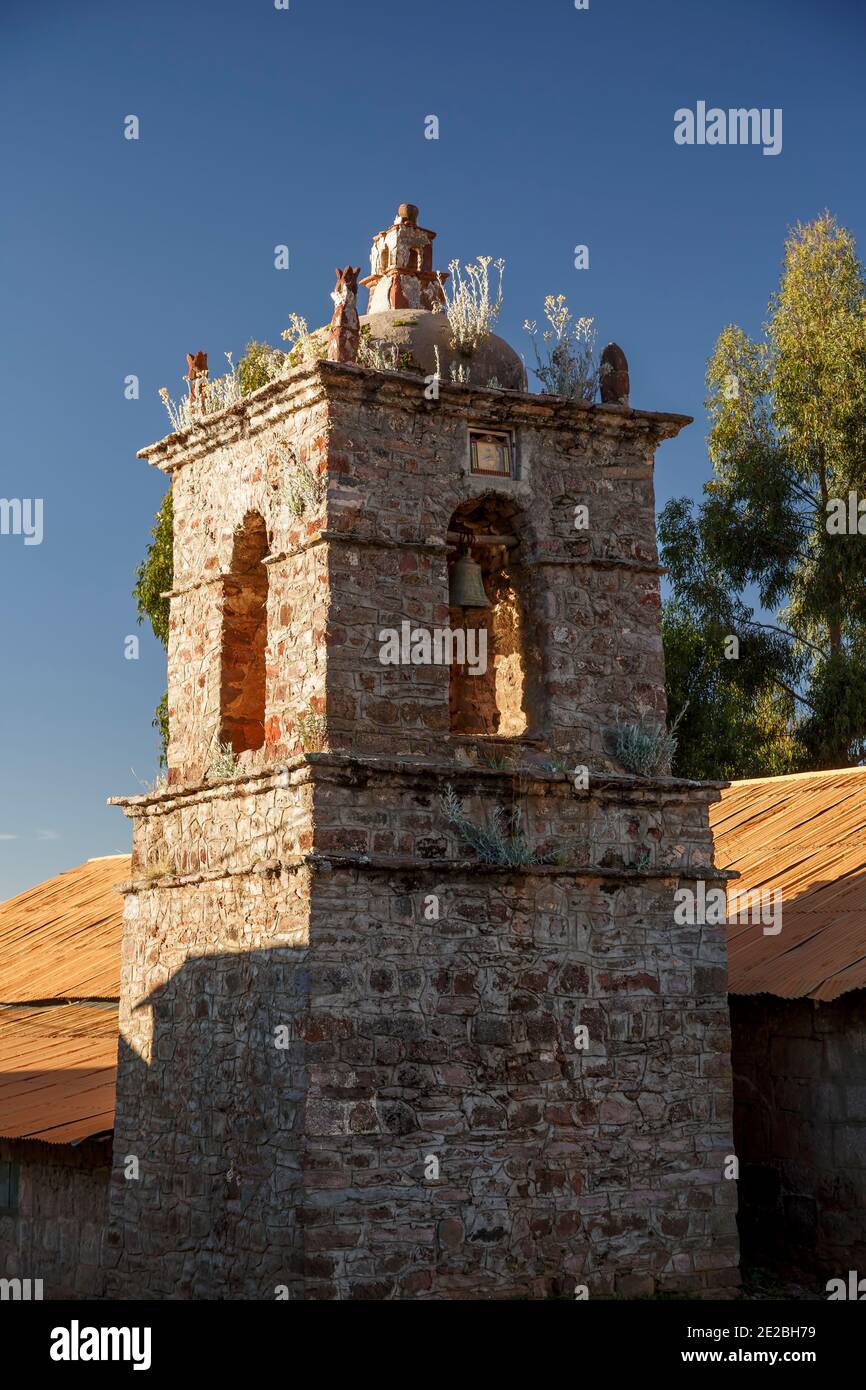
[359,308,526,391]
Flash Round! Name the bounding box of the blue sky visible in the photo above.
[1,0,864,899]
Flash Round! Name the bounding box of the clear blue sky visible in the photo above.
[1,0,864,899]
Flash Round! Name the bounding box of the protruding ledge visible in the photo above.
[136,360,693,474]
[109,751,728,812]
[118,852,737,895]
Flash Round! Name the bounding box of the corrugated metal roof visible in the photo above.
[711,767,866,1001]
[0,856,128,1142]
[0,855,128,1003]
[0,1004,118,1143]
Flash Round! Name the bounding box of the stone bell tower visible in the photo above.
[106,204,739,1300]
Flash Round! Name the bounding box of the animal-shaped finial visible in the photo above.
[186,350,209,410]
[328,267,361,364]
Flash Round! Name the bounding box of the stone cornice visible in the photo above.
[136,360,693,475]
[137,365,329,474]
[109,751,728,815]
[117,855,736,895]
[259,528,663,574]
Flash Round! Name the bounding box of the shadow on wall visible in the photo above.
[105,945,309,1301]
[0,1133,111,1299]
[102,854,743,1301]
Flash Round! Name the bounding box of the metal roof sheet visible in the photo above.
[711,767,866,1001]
[0,856,127,1142]
[0,855,128,1003]
[0,1003,118,1142]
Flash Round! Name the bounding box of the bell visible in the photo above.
[449,550,491,610]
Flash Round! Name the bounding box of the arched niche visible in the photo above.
[446,496,536,738]
[219,511,269,754]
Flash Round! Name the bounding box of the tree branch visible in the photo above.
[770,674,816,712]
[742,617,829,658]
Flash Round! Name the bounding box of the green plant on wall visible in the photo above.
[440,784,561,867]
[237,339,288,395]
[206,739,239,780]
[133,487,173,765]
[524,295,599,401]
[440,255,505,357]
[296,706,329,752]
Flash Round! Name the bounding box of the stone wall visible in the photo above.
[731,991,866,1279]
[322,369,676,761]
[144,362,689,784]
[0,1137,110,1299]
[160,372,330,785]
[296,863,738,1300]
[104,877,309,1299]
[111,358,740,1299]
[122,756,720,883]
[107,758,739,1299]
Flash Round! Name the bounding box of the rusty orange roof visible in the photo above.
[0,855,128,1003]
[711,767,866,1001]
[0,1004,118,1143]
[0,856,127,1142]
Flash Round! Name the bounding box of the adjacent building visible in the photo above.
[711,767,866,1280]
[0,856,125,1298]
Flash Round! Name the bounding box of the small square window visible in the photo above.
[0,1160,19,1214]
[469,429,513,478]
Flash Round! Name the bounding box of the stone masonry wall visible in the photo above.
[0,1137,110,1299]
[120,756,720,886]
[322,369,677,760]
[161,372,330,785]
[104,870,310,1298]
[296,863,737,1300]
[112,358,740,1299]
[731,992,866,1279]
[107,759,739,1298]
[144,363,689,783]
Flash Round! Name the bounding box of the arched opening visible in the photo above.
[446,498,532,737]
[410,248,422,270]
[380,243,390,272]
[219,512,269,754]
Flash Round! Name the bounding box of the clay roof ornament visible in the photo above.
[185,350,208,410]
[361,202,447,313]
[328,266,361,364]
[599,342,630,406]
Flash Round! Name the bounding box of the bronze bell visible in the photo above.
[449,549,491,610]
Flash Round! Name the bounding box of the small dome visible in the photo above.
[360,308,526,391]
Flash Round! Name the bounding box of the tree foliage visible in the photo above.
[133,488,173,764]
[133,488,172,646]
[663,602,801,780]
[661,213,866,772]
